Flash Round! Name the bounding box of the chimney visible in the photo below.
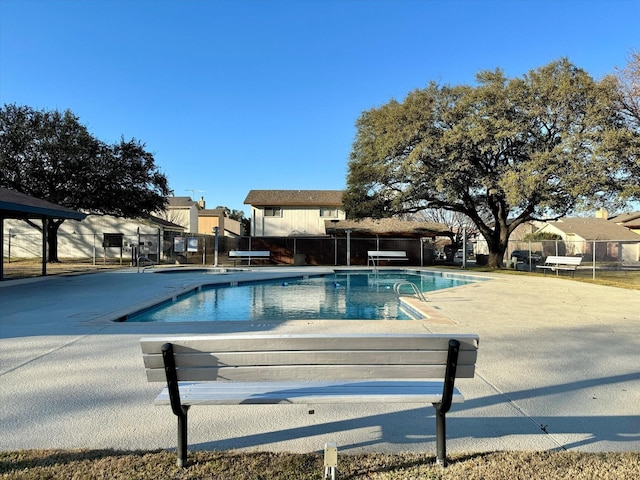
[595,208,608,220]
[198,196,206,209]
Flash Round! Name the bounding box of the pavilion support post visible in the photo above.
[42,218,47,276]
[0,217,4,281]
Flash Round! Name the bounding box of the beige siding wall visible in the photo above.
[3,215,170,260]
[163,207,199,232]
[251,206,345,236]
[198,216,220,235]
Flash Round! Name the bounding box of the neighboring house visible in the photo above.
[198,208,242,237]
[474,220,544,256]
[244,190,345,236]
[161,196,242,237]
[162,196,202,232]
[535,217,640,262]
[610,211,640,236]
[5,214,184,261]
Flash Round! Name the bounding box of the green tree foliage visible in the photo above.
[0,104,171,261]
[523,231,562,242]
[345,59,640,268]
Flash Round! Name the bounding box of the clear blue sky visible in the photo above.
[1,0,638,213]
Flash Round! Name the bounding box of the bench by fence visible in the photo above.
[536,255,582,277]
[367,250,409,266]
[228,250,270,266]
[140,333,480,468]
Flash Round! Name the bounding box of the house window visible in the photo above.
[264,207,282,217]
[320,208,337,218]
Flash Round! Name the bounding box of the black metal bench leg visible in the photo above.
[162,342,191,468]
[434,406,447,466]
[177,406,189,468]
[433,338,460,467]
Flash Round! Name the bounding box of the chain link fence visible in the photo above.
[499,239,640,278]
[4,231,639,279]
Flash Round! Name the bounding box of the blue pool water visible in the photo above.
[126,271,472,322]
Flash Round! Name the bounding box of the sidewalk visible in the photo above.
[1,267,639,455]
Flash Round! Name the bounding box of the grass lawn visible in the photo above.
[2,450,639,479]
[467,265,640,290]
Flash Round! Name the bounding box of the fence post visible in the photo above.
[42,218,47,275]
[462,228,467,269]
[214,227,219,267]
[593,240,596,280]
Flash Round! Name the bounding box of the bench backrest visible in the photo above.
[229,250,270,257]
[544,256,582,266]
[367,251,407,257]
[141,334,479,383]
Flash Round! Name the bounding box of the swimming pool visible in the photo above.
[125,270,473,323]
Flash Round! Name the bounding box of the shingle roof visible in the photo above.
[198,209,228,217]
[244,190,344,207]
[611,211,640,226]
[0,187,86,221]
[325,218,453,238]
[166,196,197,207]
[548,218,640,241]
[144,215,185,230]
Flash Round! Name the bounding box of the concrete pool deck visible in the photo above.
[1,266,639,457]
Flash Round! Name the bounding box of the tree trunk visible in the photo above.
[487,250,506,268]
[46,219,64,263]
[484,231,509,268]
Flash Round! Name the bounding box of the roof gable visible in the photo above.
[547,218,640,241]
[166,196,197,208]
[244,190,344,207]
[144,215,185,230]
[611,211,640,226]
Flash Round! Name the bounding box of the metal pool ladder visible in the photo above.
[393,281,427,302]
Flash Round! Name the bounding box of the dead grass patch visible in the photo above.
[1,450,639,480]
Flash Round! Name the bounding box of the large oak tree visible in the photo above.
[0,104,171,261]
[345,59,640,268]
[614,50,640,195]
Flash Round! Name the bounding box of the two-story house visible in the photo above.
[244,190,345,236]
[163,196,202,233]
[162,196,242,237]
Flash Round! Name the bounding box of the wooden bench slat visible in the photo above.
[142,350,479,369]
[145,364,476,382]
[367,251,408,257]
[153,381,463,405]
[229,250,270,257]
[140,334,480,354]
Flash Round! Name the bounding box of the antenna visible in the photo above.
[185,189,205,197]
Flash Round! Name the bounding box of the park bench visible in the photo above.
[228,250,270,266]
[140,333,480,468]
[367,250,409,266]
[536,255,582,277]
